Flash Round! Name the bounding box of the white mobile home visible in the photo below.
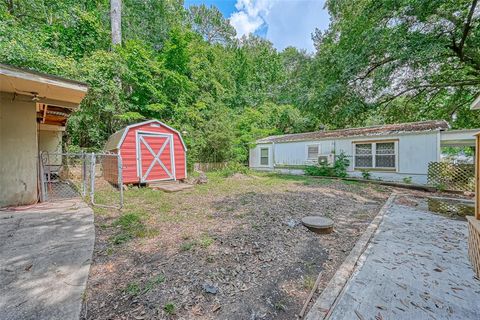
[249,120,478,185]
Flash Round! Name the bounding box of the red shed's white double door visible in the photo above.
[136,131,176,182]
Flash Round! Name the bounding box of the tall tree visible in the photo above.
[110,0,121,45]
[310,0,480,128]
[188,4,236,44]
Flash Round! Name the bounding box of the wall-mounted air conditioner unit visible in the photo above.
[318,154,335,165]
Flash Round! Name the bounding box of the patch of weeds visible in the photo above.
[198,234,215,248]
[157,213,185,223]
[180,241,196,251]
[302,275,316,290]
[142,274,165,294]
[342,180,359,185]
[303,178,331,186]
[125,282,141,296]
[114,211,143,231]
[163,303,176,315]
[206,255,215,263]
[372,184,386,192]
[355,210,371,219]
[402,176,413,184]
[206,214,214,220]
[274,300,287,311]
[234,212,246,219]
[360,169,371,180]
[303,261,316,273]
[105,246,114,255]
[110,210,157,245]
[251,223,260,230]
[112,233,133,245]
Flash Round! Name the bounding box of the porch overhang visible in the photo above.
[0,63,88,105]
[440,129,478,147]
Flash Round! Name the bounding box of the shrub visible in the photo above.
[305,152,350,178]
[361,169,371,180]
[217,162,249,177]
[403,176,412,184]
[304,165,334,177]
[333,153,350,177]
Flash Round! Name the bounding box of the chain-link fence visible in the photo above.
[40,152,123,208]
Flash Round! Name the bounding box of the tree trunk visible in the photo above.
[110,0,122,46]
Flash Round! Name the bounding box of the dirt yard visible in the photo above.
[81,173,391,320]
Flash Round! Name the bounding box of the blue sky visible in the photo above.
[184,0,330,52]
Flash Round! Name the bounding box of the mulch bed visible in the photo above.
[81,175,391,320]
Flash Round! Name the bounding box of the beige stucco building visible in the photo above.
[0,64,88,207]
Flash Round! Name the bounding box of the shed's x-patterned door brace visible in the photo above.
[137,133,174,182]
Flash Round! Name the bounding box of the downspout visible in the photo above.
[272,142,275,169]
[436,130,441,162]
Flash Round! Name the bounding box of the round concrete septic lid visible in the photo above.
[301,216,334,229]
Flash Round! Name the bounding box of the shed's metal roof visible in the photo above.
[256,120,450,144]
[104,128,127,151]
[104,120,187,151]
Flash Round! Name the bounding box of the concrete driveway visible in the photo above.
[0,200,94,320]
[326,197,480,319]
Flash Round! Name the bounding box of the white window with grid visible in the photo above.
[307,144,319,159]
[354,141,397,170]
[260,148,269,165]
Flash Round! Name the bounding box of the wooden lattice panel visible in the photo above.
[427,162,475,192]
[468,217,480,277]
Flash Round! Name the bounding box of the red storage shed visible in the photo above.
[104,120,187,184]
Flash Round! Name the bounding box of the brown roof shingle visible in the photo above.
[256,120,449,143]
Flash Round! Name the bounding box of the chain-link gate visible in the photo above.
[40,152,123,209]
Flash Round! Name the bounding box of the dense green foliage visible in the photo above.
[304,153,350,178]
[311,0,480,128]
[0,0,315,164]
[1,0,479,165]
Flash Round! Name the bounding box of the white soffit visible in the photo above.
[0,63,88,104]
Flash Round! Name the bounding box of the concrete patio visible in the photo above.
[0,200,94,320]
[326,198,480,319]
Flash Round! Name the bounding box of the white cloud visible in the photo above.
[229,0,330,52]
[229,0,275,38]
[265,0,329,52]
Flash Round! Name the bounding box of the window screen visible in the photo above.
[260,148,269,165]
[375,142,395,168]
[355,143,373,168]
[307,145,319,159]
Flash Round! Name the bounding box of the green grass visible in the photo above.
[198,234,215,248]
[302,275,317,290]
[180,241,196,251]
[342,179,360,185]
[125,282,141,296]
[179,233,215,251]
[163,303,176,315]
[142,274,166,294]
[124,274,166,296]
[99,172,344,246]
[110,210,158,245]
